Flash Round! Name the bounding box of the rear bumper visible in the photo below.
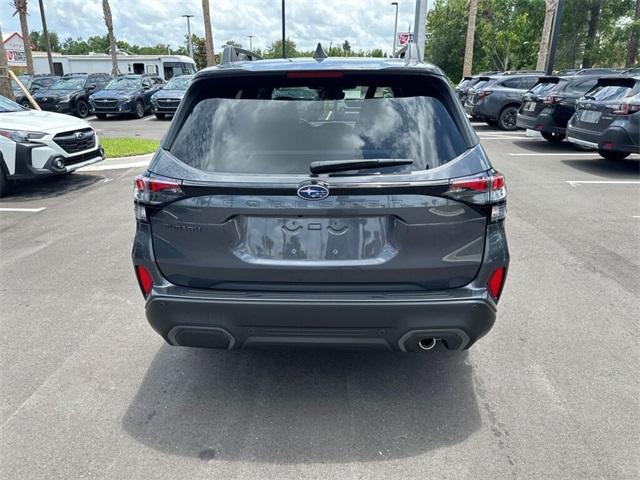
[133,219,509,352]
[567,124,640,153]
[145,289,496,351]
[516,113,537,130]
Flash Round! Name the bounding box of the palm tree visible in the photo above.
[202,0,215,66]
[536,0,558,71]
[102,0,120,75]
[11,0,34,74]
[462,0,479,77]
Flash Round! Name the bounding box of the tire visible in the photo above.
[95,113,107,120]
[0,169,9,199]
[598,150,630,161]
[155,113,166,120]
[134,100,145,119]
[76,99,90,118]
[20,100,31,109]
[541,131,565,143]
[498,106,519,131]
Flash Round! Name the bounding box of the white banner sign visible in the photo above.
[4,33,27,67]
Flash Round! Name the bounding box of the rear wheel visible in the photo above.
[498,106,519,131]
[134,100,145,119]
[95,113,107,120]
[541,131,565,143]
[598,150,630,161]
[76,99,90,118]
[155,113,166,120]
[0,169,9,199]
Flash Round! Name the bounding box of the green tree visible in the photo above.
[263,39,299,58]
[29,30,61,52]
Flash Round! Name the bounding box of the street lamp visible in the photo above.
[182,14,194,58]
[248,35,254,52]
[281,0,286,58]
[391,2,399,56]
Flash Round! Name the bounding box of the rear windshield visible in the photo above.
[170,78,467,175]
[530,79,565,95]
[586,83,635,102]
[457,79,472,90]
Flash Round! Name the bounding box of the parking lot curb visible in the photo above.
[82,153,154,172]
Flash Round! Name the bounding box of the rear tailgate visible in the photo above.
[144,70,494,293]
[149,186,487,291]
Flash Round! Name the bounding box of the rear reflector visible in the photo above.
[286,71,344,79]
[487,267,506,300]
[135,265,153,297]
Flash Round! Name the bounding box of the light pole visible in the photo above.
[38,0,54,74]
[545,0,565,75]
[248,35,254,51]
[182,14,194,58]
[391,2,399,56]
[281,0,286,58]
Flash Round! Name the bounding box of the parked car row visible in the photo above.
[517,74,640,160]
[8,73,193,120]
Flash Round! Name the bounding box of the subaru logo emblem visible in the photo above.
[297,182,329,201]
[75,132,85,140]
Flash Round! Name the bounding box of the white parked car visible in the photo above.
[0,96,104,197]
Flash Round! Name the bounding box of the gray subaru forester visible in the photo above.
[132,49,510,352]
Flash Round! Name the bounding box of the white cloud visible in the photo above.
[1,0,419,54]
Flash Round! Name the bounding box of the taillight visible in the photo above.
[445,172,507,220]
[134,265,153,297]
[613,101,640,115]
[478,90,492,99]
[487,267,506,300]
[134,174,183,204]
[543,95,563,105]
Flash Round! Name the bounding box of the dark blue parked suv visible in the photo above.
[89,75,163,119]
[131,47,510,352]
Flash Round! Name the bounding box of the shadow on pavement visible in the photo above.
[1,173,102,202]
[510,139,586,154]
[561,157,640,179]
[123,346,480,464]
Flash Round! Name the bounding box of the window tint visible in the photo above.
[501,78,521,88]
[568,79,598,94]
[519,77,539,89]
[171,84,467,175]
[586,85,633,102]
[530,81,561,95]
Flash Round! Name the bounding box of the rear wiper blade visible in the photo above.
[310,159,415,175]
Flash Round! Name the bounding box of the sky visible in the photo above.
[1,0,424,54]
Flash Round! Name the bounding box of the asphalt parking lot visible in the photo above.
[1,119,638,479]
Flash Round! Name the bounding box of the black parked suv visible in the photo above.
[455,72,502,105]
[150,74,193,119]
[516,75,600,142]
[567,76,640,160]
[32,73,111,118]
[465,73,541,130]
[131,48,510,352]
[89,75,164,119]
[11,74,59,108]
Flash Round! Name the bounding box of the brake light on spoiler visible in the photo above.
[444,172,507,221]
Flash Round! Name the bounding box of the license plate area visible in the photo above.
[524,101,536,112]
[231,216,397,265]
[580,110,601,123]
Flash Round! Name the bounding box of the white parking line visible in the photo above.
[0,207,46,213]
[143,116,156,121]
[566,180,640,187]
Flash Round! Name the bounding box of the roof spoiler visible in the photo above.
[537,76,561,83]
[220,45,262,65]
[595,76,637,87]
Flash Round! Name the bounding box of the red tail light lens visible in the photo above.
[134,175,183,205]
[487,267,506,300]
[543,95,563,105]
[135,265,153,297]
[478,90,492,99]
[446,172,507,221]
[613,101,640,115]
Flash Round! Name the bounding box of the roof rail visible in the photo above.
[221,45,263,64]
[393,42,421,62]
